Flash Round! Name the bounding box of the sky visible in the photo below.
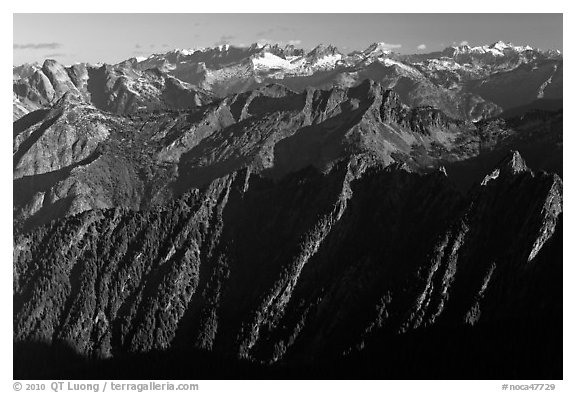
[13,13,563,66]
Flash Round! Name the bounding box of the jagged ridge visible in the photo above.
[14,41,562,122]
[13,152,562,378]
[13,79,562,233]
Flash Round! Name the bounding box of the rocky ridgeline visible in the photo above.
[13,59,214,120]
[14,41,562,122]
[12,48,563,376]
[13,80,562,233]
[13,151,562,377]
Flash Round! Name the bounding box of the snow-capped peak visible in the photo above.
[489,40,509,50]
[445,41,537,58]
[306,44,340,59]
[170,48,204,56]
[178,49,195,56]
[248,42,267,51]
[482,41,535,53]
[252,52,297,70]
[363,42,393,56]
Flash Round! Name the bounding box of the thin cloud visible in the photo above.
[378,42,402,50]
[135,44,141,49]
[459,40,469,46]
[44,53,65,58]
[14,42,61,50]
[257,28,275,37]
[257,39,302,47]
[417,44,427,50]
[257,38,273,45]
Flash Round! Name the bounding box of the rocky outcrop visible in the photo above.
[13,59,215,119]
[13,94,110,179]
[42,60,83,101]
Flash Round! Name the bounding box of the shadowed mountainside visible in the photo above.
[13,43,563,378]
[14,151,562,379]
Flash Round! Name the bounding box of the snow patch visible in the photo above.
[313,54,343,68]
[252,52,297,70]
[380,58,422,77]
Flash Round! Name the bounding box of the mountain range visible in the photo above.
[14,41,562,121]
[13,41,563,379]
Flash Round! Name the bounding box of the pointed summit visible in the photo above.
[362,42,395,57]
[303,44,343,69]
[283,44,304,57]
[482,151,531,186]
[306,44,341,60]
[489,40,510,50]
[498,150,530,175]
[248,42,265,51]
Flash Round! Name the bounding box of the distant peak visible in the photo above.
[170,48,199,56]
[442,41,540,57]
[367,42,390,49]
[363,42,394,55]
[42,58,62,68]
[489,40,509,49]
[307,44,340,57]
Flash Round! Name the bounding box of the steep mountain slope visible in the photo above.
[465,60,562,110]
[12,40,564,380]
[13,80,562,232]
[13,151,562,378]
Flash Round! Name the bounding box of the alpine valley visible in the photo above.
[13,41,563,379]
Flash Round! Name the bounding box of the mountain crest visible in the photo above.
[499,150,530,175]
[364,42,394,54]
[481,150,531,186]
[306,44,341,59]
